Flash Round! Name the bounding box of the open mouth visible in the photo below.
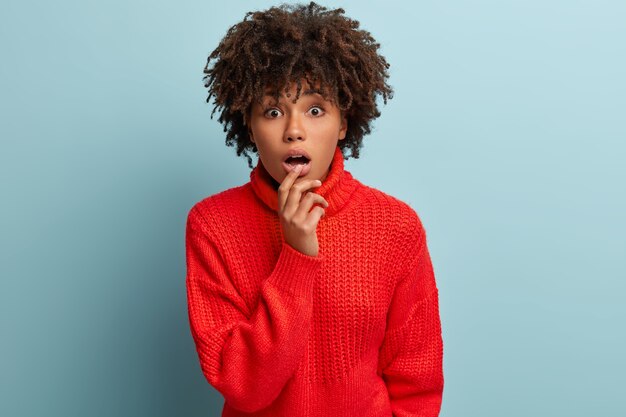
[284,155,311,166]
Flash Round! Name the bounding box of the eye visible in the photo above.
[308,106,325,117]
[264,108,282,118]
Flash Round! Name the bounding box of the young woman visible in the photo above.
[185,3,444,416]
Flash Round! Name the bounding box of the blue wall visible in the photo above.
[1,1,624,416]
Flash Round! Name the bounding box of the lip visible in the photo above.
[282,160,311,176]
[282,148,312,162]
[282,148,312,176]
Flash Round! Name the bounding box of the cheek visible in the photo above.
[316,121,343,138]
[314,114,343,132]
[249,124,266,143]
[251,120,282,139]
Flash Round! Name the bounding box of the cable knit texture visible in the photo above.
[185,146,444,416]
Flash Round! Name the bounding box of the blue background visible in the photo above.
[1,1,625,416]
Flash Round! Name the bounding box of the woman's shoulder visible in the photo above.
[353,183,428,268]
[356,182,425,234]
[186,183,254,229]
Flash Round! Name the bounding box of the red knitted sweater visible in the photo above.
[185,146,444,416]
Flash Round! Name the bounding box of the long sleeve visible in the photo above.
[377,220,444,417]
[185,207,322,413]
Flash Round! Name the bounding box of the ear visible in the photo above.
[338,114,348,140]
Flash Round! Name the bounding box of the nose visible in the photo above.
[283,112,305,142]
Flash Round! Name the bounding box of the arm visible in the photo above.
[185,207,321,413]
[377,220,444,417]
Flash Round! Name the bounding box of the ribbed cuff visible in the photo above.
[265,241,323,298]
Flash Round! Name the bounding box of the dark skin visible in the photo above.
[278,163,328,257]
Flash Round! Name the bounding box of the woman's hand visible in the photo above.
[278,164,328,257]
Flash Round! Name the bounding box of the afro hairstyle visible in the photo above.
[203,1,394,168]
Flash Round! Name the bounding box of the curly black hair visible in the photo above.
[203,1,394,168]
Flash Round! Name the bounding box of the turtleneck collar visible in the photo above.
[249,145,361,217]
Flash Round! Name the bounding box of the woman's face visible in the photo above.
[248,80,347,187]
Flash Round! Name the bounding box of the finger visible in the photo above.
[282,178,323,216]
[278,164,304,211]
[292,192,329,221]
[302,206,326,230]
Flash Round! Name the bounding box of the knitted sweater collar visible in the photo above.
[249,145,360,217]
